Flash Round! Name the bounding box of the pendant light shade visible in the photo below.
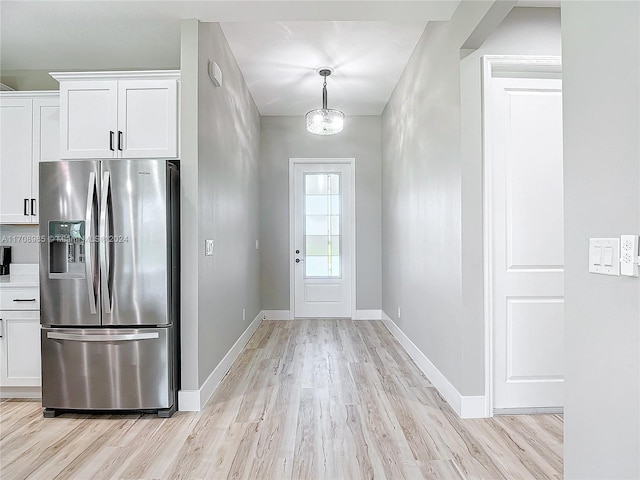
[306,68,344,135]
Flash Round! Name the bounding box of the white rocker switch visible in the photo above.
[589,238,620,276]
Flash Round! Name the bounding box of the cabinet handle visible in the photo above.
[31,199,36,216]
[109,131,115,151]
[13,298,36,302]
[0,318,3,338]
[117,131,123,151]
[24,198,29,216]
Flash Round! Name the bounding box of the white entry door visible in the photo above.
[485,57,564,411]
[291,160,354,318]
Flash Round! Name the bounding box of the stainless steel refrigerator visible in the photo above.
[39,159,179,417]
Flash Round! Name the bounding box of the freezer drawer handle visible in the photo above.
[13,298,36,302]
[47,332,159,342]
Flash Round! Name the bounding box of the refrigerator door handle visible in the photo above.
[47,332,159,342]
[100,171,112,314]
[85,172,97,314]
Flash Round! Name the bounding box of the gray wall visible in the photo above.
[381,1,495,396]
[180,20,261,389]
[381,4,561,399]
[0,70,59,91]
[260,115,382,311]
[562,1,640,478]
[459,7,562,393]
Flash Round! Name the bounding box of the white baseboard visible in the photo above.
[178,310,263,412]
[494,406,564,415]
[262,310,291,320]
[177,389,200,412]
[261,309,382,320]
[381,311,487,419]
[353,309,382,320]
[0,387,41,400]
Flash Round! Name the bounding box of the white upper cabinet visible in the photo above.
[32,97,61,223]
[0,98,32,224]
[118,80,178,158]
[59,80,117,158]
[52,71,179,160]
[0,92,59,224]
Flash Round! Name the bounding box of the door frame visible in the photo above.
[289,158,357,320]
[482,55,563,417]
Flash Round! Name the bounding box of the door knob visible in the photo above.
[296,258,304,263]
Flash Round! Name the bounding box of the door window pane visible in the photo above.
[305,173,341,195]
[305,195,340,215]
[306,256,330,277]
[306,235,341,256]
[303,173,341,278]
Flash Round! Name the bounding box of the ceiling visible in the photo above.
[0,1,462,115]
[219,21,428,115]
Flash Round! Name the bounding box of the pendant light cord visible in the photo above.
[322,77,328,109]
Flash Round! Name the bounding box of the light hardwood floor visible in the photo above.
[0,320,563,479]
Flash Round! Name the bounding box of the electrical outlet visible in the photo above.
[242,308,246,321]
[397,306,401,319]
[255,239,259,250]
[620,234,639,277]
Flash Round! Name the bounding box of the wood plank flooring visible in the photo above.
[0,320,563,479]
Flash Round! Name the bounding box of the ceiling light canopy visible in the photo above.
[306,67,344,135]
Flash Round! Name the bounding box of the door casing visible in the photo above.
[289,158,356,319]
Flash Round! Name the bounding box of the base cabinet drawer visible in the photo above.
[0,288,40,310]
[0,311,41,388]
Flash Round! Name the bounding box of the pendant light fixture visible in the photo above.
[306,67,344,135]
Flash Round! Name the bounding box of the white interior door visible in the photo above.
[485,58,564,411]
[291,160,354,318]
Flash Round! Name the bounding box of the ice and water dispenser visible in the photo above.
[48,221,86,279]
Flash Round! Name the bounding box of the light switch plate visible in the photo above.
[589,238,620,276]
[205,239,215,256]
[620,234,639,277]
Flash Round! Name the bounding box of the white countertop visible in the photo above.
[0,264,39,288]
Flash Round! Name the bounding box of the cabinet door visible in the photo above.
[31,97,60,224]
[0,310,41,387]
[117,80,177,158]
[0,98,33,223]
[60,80,117,159]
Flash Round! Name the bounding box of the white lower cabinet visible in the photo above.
[0,286,41,397]
[0,311,41,387]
